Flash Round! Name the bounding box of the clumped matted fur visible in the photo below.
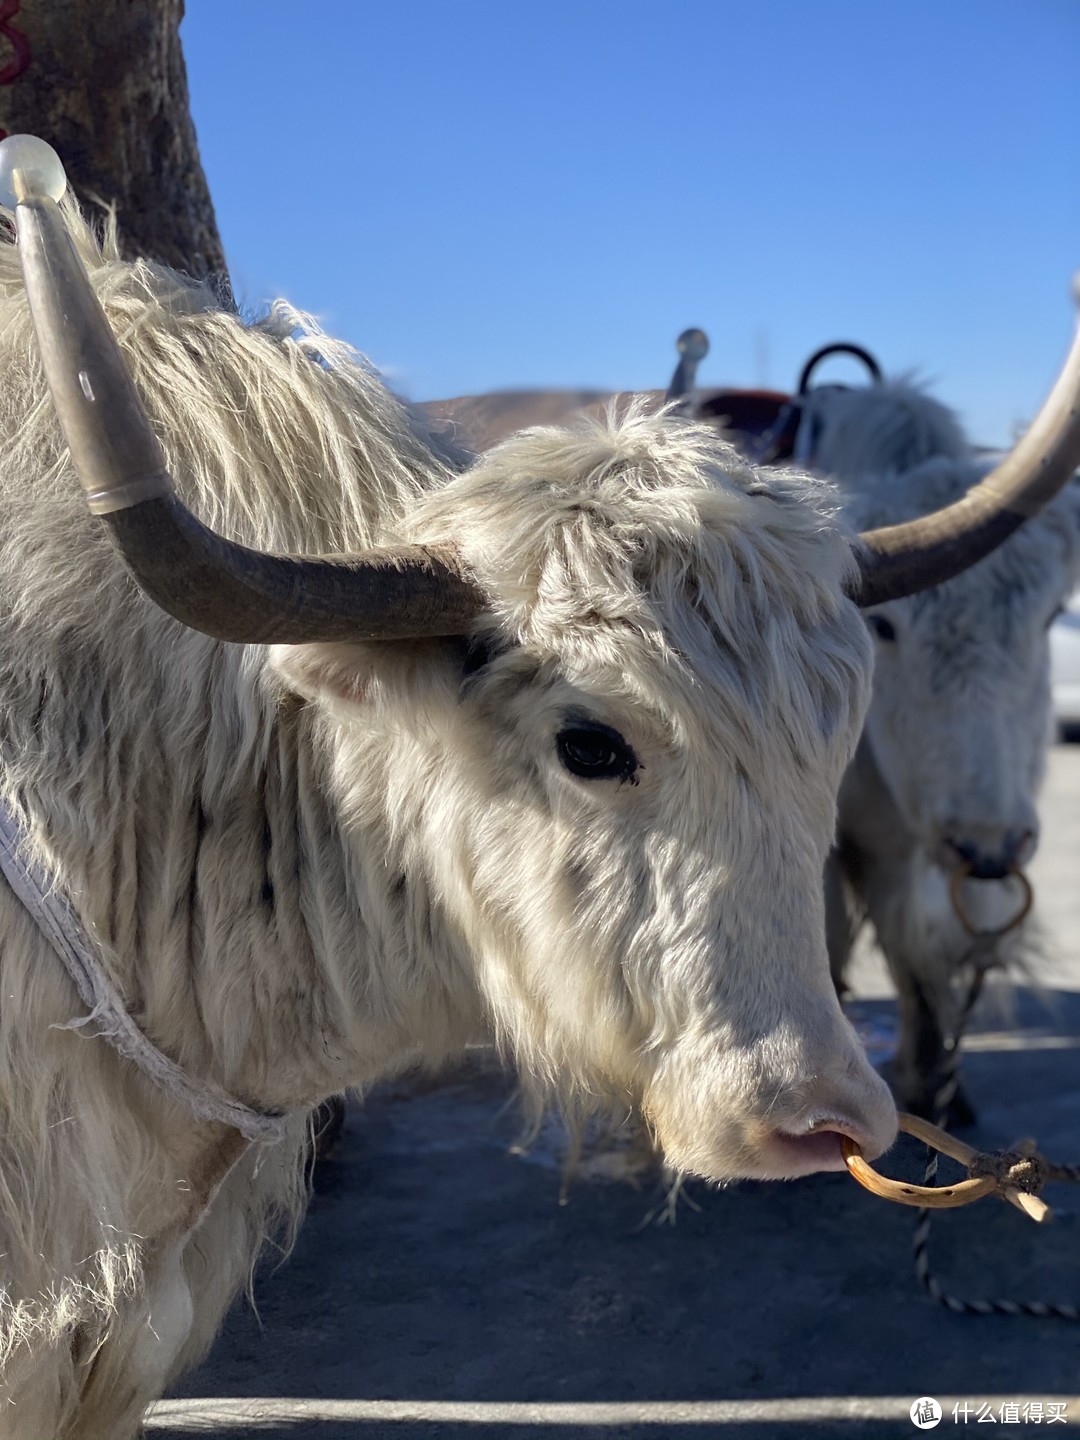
[0,205,893,1436]
[0,207,467,1434]
[800,380,1080,1116]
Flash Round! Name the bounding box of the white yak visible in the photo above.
[1,145,1077,1432]
[795,370,1080,1120]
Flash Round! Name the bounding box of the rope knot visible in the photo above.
[968,1150,1049,1197]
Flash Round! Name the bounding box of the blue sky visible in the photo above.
[182,1,1078,447]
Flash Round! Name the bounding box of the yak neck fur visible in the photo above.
[0,205,473,1431]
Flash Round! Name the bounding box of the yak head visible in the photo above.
[274,409,897,1180]
[853,463,1080,882]
[801,378,1080,883]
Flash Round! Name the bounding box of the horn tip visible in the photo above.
[0,135,68,210]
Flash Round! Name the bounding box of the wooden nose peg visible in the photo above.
[842,1113,1052,1223]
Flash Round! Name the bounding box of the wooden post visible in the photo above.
[0,0,226,280]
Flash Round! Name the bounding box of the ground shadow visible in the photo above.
[168,986,1080,1439]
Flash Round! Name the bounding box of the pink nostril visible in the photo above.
[763,1117,874,1178]
[772,1129,847,1171]
[750,1061,897,1181]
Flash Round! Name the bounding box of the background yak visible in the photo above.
[795,370,1080,1120]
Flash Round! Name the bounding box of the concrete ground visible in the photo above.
[150,748,1080,1439]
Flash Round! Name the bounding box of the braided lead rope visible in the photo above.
[911,871,1080,1320]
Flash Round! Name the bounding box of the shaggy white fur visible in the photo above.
[0,206,893,1435]
[802,380,1080,1115]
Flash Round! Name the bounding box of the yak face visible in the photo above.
[858,488,1080,876]
[802,379,1080,883]
[273,409,896,1182]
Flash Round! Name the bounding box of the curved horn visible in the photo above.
[797,342,883,395]
[3,137,485,644]
[850,279,1080,607]
[666,328,710,402]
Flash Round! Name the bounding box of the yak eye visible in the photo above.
[557,723,638,783]
[868,614,897,643]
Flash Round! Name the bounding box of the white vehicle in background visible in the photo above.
[1052,591,1080,738]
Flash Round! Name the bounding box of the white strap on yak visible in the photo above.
[0,801,285,1145]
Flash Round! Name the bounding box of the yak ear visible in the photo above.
[269,639,466,722]
[1063,473,1080,534]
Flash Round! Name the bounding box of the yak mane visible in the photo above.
[0,203,462,1423]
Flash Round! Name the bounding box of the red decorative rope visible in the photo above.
[0,0,32,141]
